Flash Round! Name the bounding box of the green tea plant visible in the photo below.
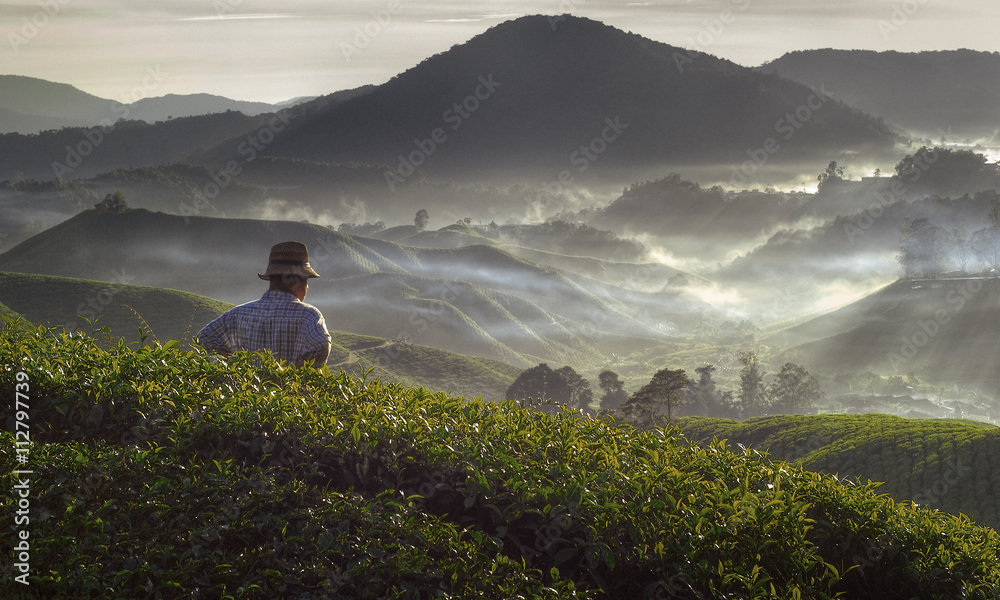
[2,318,999,599]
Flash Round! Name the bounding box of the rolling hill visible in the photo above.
[773,278,1000,392]
[259,15,902,179]
[0,206,698,370]
[0,271,230,343]
[759,49,1000,138]
[680,413,1000,531]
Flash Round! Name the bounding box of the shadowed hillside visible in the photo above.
[774,278,1000,391]
[760,49,1000,138]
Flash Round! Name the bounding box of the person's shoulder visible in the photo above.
[298,300,325,315]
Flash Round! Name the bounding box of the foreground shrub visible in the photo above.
[2,320,999,598]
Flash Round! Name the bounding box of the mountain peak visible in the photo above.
[263,15,898,179]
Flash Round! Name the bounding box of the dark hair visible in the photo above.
[268,274,307,292]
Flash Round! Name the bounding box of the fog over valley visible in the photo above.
[3,15,1000,422]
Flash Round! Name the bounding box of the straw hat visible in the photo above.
[257,241,321,280]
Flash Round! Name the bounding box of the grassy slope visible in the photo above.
[1,326,999,599]
[0,299,20,320]
[0,271,231,344]
[679,414,1000,531]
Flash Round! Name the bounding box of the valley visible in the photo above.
[2,10,1000,597]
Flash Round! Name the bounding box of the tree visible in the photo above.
[769,363,823,414]
[622,368,691,426]
[737,351,766,418]
[972,226,1000,276]
[555,365,594,413]
[505,363,571,411]
[970,198,1000,276]
[598,370,629,412]
[817,160,845,191]
[94,191,130,213]
[897,218,944,278]
[950,228,972,274]
[684,364,725,417]
[414,209,429,231]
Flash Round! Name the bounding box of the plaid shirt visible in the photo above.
[198,290,331,368]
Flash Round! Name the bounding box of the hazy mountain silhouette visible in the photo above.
[0,75,113,128]
[261,15,901,180]
[0,74,318,134]
[126,94,279,122]
[759,49,1000,138]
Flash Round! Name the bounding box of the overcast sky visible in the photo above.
[3,0,998,104]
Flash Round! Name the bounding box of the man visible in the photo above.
[198,241,332,368]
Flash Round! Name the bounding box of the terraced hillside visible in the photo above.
[680,414,1000,531]
[0,207,690,369]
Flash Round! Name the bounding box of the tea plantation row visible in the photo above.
[679,414,1000,531]
[2,321,999,598]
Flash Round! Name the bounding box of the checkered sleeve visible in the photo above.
[196,312,235,355]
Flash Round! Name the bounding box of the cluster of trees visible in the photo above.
[505,351,824,428]
[897,193,1000,278]
[338,221,386,235]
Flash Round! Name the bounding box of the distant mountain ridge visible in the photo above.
[261,15,902,179]
[0,74,305,134]
[759,49,1000,138]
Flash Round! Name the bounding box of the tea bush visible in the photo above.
[2,320,999,599]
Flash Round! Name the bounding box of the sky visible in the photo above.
[2,0,999,104]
